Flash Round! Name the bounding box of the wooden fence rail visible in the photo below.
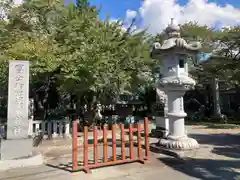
[72,117,149,173]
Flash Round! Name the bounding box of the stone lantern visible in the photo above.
[151,19,201,150]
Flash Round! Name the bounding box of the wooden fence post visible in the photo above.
[72,120,78,171]
[144,117,149,159]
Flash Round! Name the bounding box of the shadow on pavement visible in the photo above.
[188,133,240,159]
[46,163,74,173]
[189,133,240,147]
[46,155,132,173]
[158,157,240,180]
[212,147,240,159]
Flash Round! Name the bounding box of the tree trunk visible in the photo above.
[212,77,222,118]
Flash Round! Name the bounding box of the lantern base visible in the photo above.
[157,135,199,150]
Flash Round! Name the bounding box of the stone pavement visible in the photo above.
[0,155,200,180]
[0,125,239,180]
[1,154,239,180]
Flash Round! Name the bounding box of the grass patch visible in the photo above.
[186,121,240,129]
[205,123,240,129]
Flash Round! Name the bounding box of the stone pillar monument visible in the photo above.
[0,60,43,170]
[2,60,32,160]
[151,19,201,150]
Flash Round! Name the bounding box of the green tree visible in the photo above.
[0,0,154,119]
[213,26,240,86]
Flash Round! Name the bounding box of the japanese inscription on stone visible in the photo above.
[7,60,29,139]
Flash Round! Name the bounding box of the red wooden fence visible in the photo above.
[72,117,149,173]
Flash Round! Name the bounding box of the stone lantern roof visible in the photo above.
[151,18,202,57]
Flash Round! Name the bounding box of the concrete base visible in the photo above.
[151,127,168,138]
[158,135,199,150]
[0,152,43,171]
[1,139,32,160]
[153,116,169,138]
[150,142,198,160]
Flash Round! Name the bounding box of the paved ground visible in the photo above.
[0,125,239,180]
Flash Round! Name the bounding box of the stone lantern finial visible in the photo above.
[170,18,174,25]
[166,18,180,38]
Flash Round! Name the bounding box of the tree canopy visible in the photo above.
[0,0,154,119]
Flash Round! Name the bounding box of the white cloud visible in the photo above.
[124,10,140,33]
[126,10,137,21]
[126,0,240,34]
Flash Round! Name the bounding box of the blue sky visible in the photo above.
[68,0,240,34]
[89,0,141,19]
[88,0,239,20]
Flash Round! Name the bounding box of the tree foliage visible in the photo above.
[0,0,153,119]
[214,26,240,86]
